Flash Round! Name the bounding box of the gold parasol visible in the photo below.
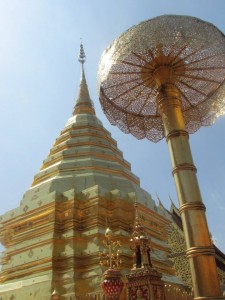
[98,15,225,142]
[98,15,225,300]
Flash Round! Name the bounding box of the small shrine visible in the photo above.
[126,201,165,300]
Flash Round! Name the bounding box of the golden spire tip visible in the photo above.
[78,41,86,64]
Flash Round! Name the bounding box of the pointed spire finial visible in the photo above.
[169,194,175,206]
[73,42,95,116]
[156,193,165,210]
[133,199,144,237]
[169,195,180,215]
[78,41,86,64]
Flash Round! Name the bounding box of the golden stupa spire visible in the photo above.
[73,42,95,115]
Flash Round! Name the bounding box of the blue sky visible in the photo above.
[0,0,225,252]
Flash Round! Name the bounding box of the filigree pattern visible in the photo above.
[130,285,149,300]
[98,15,225,142]
[167,224,192,287]
[218,268,225,286]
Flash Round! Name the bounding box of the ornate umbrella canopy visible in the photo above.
[98,15,225,142]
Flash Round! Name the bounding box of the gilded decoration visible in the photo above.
[218,269,225,287]
[126,201,166,300]
[167,223,192,287]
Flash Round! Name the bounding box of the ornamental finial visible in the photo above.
[99,228,122,269]
[78,41,86,64]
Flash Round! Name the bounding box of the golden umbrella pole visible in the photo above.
[157,83,221,299]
